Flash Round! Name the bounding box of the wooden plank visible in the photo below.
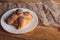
[54,0,60,3]
[0,0,46,2]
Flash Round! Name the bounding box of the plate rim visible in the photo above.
[1,8,38,34]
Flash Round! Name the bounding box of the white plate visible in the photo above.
[1,8,38,34]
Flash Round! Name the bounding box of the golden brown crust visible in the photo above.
[23,12,33,19]
[6,9,33,29]
[7,14,18,25]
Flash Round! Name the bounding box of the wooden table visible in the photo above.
[0,0,60,3]
[0,0,60,40]
[0,24,60,40]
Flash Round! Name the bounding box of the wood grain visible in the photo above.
[0,0,46,2]
[0,25,60,40]
[0,0,60,3]
[54,0,60,3]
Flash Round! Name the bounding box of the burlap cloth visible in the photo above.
[0,0,60,40]
[0,0,60,26]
